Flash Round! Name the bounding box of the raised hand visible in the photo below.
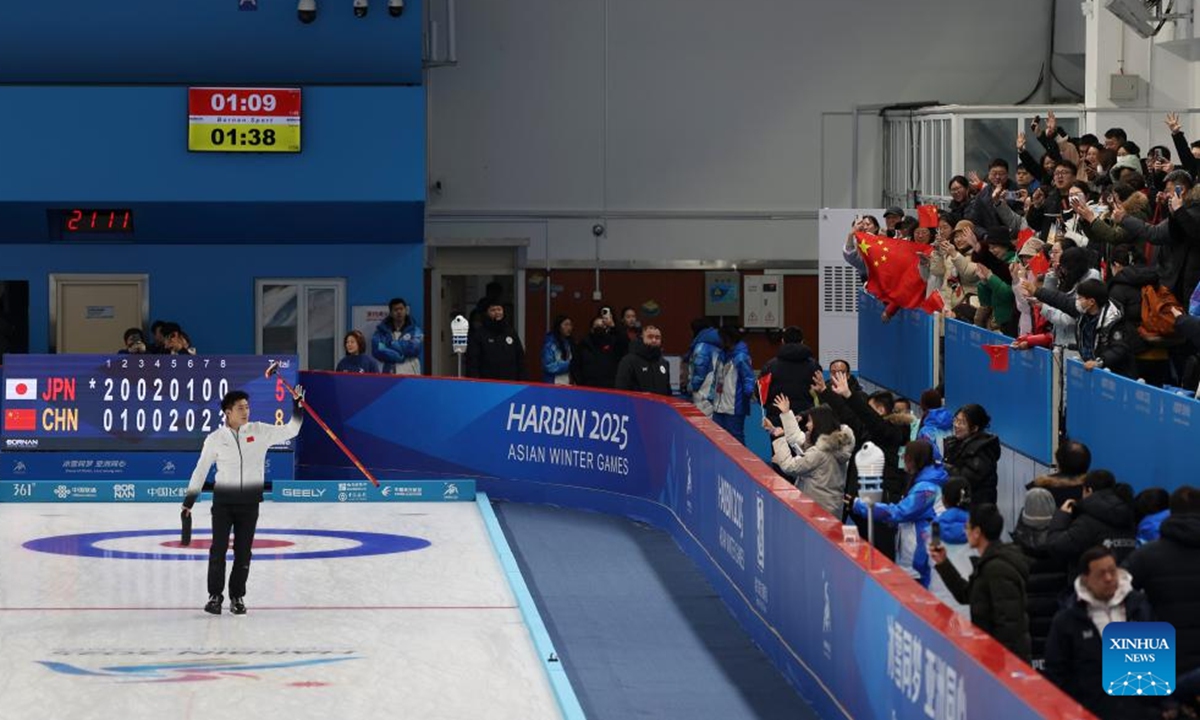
[1167,112,1183,134]
[1017,132,1026,151]
[772,394,791,415]
[811,370,827,394]
[1046,110,1058,135]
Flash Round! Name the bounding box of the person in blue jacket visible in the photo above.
[851,439,948,587]
[685,319,722,415]
[916,388,954,461]
[710,326,756,445]
[371,298,424,375]
[541,315,574,384]
[1134,487,1170,545]
[336,330,381,373]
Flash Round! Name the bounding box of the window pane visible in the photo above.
[306,287,336,371]
[261,284,297,356]
[963,118,1018,179]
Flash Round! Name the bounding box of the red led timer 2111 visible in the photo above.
[63,209,134,234]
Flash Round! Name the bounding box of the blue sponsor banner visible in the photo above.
[1066,359,1200,492]
[1,480,191,503]
[0,451,294,482]
[857,290,935,402]
[293,371,1087,719]
[273,479,473,503]
[943,319,1055,464]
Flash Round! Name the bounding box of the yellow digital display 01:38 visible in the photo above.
[187,87,301,153]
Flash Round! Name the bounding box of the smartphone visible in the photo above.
[1176,186,1185,198]
[1005,190,1021,201]
[1031,115,1041,129]
[930,520,942,548]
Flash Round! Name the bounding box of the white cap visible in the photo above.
[855,442,886,478]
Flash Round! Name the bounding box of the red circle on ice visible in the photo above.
[159,539,295,550]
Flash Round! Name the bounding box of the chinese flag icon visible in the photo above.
[4,408,36,431]
[981,344,1010,372]
[917,205,939,228]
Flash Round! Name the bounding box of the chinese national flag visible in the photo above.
[917,205,939,228]
[856,232,944,315]
[757,372,773,407]
[982,344,1010,372]
[1026,253,1050,277]
[1016,228,1036,250]
[4,408,36,431]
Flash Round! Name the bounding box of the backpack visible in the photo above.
[1139,285,1182,339]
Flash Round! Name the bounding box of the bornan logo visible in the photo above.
[443,483,459,500]
[161,461,176,475]
[38,648,359,684]
[11,461,26,475]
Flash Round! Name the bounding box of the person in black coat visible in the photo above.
[1010,487,1070,671]
[465,302,525,381]
[1124,485,1200,674]
[943,404,1001,506]
[573,316,623,388]
[761,326,819,424]
[1046,470,1137,578]
[614,327,671,396]
[1044,546,1155,720]
[826,371,912,560]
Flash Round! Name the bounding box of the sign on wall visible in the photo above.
[705,271,740,317]
[743,275,783,328]
[188,87,301,153]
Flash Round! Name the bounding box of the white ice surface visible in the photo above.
[0,502,561,720]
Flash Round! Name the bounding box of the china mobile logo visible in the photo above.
[1103,622,1175,697]
[38,650,358,684]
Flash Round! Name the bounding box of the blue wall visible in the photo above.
[3,243,423,355]
[0,0,423,85]
[0,86,425,203]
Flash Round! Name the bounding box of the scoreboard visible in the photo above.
[1,355,299,452]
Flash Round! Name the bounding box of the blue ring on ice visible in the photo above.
[22,528,430,560]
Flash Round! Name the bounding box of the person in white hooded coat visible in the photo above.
[764,395,854,519]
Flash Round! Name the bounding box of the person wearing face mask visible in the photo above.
[572,314,622,388]
[1037,278,1135,376]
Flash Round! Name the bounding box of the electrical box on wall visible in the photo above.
[743,275,783,328]
[1109,73,1140,102]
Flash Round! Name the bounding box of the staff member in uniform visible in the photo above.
[182,387,304,615]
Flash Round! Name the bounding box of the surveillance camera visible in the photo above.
[387,0,404,16]
[592,223,606,237]
[353,0,368,17]
[297,0,317,23]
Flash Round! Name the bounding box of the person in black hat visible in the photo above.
[883,207,905,237]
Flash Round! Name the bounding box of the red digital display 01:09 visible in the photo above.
[60,209,134,234]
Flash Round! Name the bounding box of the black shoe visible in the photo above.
[204,594,223,615]
[230,597,246,615]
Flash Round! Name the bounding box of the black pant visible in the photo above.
[208,502,260,598]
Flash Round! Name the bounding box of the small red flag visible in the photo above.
[1016,228,1036,250]
[1027,253,1050,277]
[3,408,36,432]
[982,344,1010,372]
[757,372,773,407]
[917,205,939,229]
